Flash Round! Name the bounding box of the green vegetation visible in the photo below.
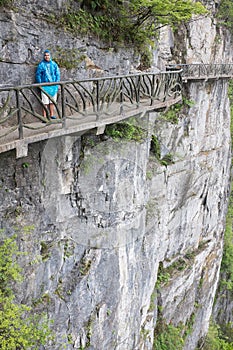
[150,135,174,166]
[156,251,196,289]
[160,103,182,124]
[1,0,207,67]
[154,321,184,350]
[156,262,171,288]
[196,320,233,350]
[219,185,233,292]
[22,162,29,169]
[0,235,52,349]
[150,98,194,165]
[217,80,233,295]
[105,120,145,141]
[40,241,53,261]
[160,98,195,124]
[0,0,12,7]
[229,80,233,146]
[153,247,208,349]
[217,0,233,32]
[196,82,233,349]
[150,135,161,159]
[54,0,207,65]
[53,46,86,69]
[153,312,197,350]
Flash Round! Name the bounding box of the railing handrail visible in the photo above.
[166,63,233,80]
[168,63,233,66]
[1,63,233,92]
[0,69,183,92]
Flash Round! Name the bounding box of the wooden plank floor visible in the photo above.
[0,95,182,158]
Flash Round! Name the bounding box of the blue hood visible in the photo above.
[43,49,52,62]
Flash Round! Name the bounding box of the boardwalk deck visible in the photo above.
[1,63,232,158]
[0,96,182,158]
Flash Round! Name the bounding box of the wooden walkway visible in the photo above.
[1,63,233,158]
[0,96,182,158]
[0,70,183,158]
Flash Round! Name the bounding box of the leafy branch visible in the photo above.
[0,235,53,349]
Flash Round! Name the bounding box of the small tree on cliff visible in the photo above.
[0,235,52,350]
[60,0,207,49]
[127,0,207,30]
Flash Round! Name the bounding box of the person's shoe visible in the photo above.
[51,116,56,119]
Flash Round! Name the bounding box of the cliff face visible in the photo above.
[0,1,232,349]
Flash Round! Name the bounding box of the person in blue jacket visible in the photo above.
[35,49,60,119]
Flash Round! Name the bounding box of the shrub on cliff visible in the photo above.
[57,0,207,66]
[217,0,233,32]
[0,235,52,349]
[196,320,233,350]
[0,0,12,7]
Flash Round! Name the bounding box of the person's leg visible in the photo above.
[41,92,57,119]
[49,103,55,118]
[49,93,57,119]
[41,92,50,119]
[43,105,49,117]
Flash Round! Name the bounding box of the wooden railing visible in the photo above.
[0,63,232,157]
[166,63,233,80]
[0,70,182,142]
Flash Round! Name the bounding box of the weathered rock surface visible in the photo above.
[0,1,232,349]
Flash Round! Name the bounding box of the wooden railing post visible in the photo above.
[15,89,23,139]
[60,83,66,128]
[137,75,141,108]
[96,80,100,120]
[150,74,154,106]
[120,77,124,115]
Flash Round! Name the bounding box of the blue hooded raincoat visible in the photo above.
[35,50,60,97]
